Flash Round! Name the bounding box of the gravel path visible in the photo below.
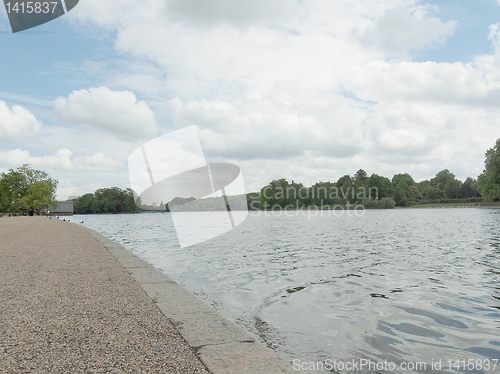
[0,216,211,374]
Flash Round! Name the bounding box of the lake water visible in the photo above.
[74,208,500,373]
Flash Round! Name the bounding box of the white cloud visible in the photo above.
[0,101,42,142]
[356,6,456,59]
[71,0,302,29]
[66,0,141,28]
[164,0,301,28]
[489,23,500,45]
[53,87,159,140]
[0,148,74,171]
[171,97,365,161]
[0,148,123,171]
[74,153,123,170]
[343,60,500,106]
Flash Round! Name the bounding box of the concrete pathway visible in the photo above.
[0,216,294,374]
[0,216,210,373]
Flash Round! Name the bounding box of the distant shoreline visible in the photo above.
[63,202,500,215]
[399,203,500,209]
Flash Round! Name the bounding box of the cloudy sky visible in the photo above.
[1,0,500,200]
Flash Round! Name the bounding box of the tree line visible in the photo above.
[248,170,481,210]
[1,139,498,214]
[249,138,500,210]
[71,187,140,214]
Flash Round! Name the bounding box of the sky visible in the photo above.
[1,0,500,200]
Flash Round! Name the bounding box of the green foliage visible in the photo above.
[409,185,423,200]
[246,192,261,210]
[430,169,463,199]
[336,175,352,188]
[337,177,356,204]
[392,173,416,187]
[423,186,445,200]
[477,139,500,201]
[419,197,483,205]
[167,197,196,211]
[417,180,431,196]
[431,169,456,191]
[257,173,395,209]
[72,187,140,214]
[167,194,248,212]
[259,179,309,209]
[0,164,58,213]
[444,179,461,199]
[368,174,394,199]
[457,177,479,199]
[362,197,396,209]
[391,175,422,206]
[394,185,408,206]
[254,166,487,209]
[418,180,444,200]
[354,169,368,183]
[309,182,327,205]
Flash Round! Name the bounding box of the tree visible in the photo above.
[444,179,462,199]
[336,175,352,188]
[337,175,356,204]
[417,180,432,193]
[260,179,288,209]
[310,181,336,206]
[246,192,261,210]
[392,173,416,187]
[354,169,368,183]
[408,185,423,201]
[368,174,394,199]
[477,139,500,201]
[423,186,445,200]
[431,169,455,191]
[418,180,444,201]
[72,193,96,214]
[71,187,140,214]
[394,185,408,206]
[0,164,58,213]
[457,177,479,199]
[390,173,421,205]
[21,181,55,211]
[430,169,462,199]
[259,179,308,209]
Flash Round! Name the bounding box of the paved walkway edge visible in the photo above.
[80,225,294,374]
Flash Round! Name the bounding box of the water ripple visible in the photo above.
[76,208,500,373]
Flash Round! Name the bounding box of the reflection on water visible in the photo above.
[76,208,500,373]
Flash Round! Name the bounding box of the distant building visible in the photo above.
[50,201,74,216]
